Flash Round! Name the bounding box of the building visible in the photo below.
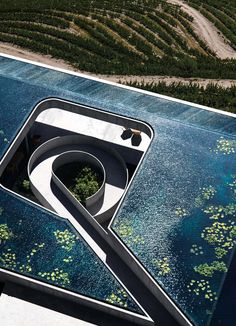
[0,53,235,326]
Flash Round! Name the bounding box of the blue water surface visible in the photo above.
[1,55,236,325]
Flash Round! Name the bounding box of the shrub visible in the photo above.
[22,179,30,192]
[70,166,101,203]
[0,224,12,242]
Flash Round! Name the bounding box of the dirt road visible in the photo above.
[0,42,236,88]
[168,0,236,59]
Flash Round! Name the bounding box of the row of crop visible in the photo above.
[0,21,125,61]
[94,6,189,54]
[90,14,131,40]
[1,25,236,78]
[0,11,69,28]
[19,9,153,58]
[10,6,209,59]
[88,13,152,58]
[187,1,236,41]
[0,30,142,74]
[186,0,236,13]
[220,6,236,22]
[146,12,188,51]
[124,16,177,57]
[121,5,205,57]
[43,9,75,21]
[97,5,209,57]
[91,12,172,57]
[152,5,179,27]
[0,27,95,60]
[125,11,174,46]
[139,54,236,79]
[124,80,236,113]
[121,17,164,57]
[73,16,143,60]
[175,13,214,56]
[0,32,95,70]
[92,8,120,19]
[199,5,236,48]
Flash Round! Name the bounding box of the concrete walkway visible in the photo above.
[0,293,96,326]
[28,139,128,260]
[29,142,127,218]
[36,108,150,152]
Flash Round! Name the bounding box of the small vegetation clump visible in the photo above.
[201,186,217,200]
[115,219,133,238]
[69,166,101,203]
[54,229,77,251]
[56,163,102,204]
[187,279,217,302]
[0,223,12,242]
[106,288,129,308]
[175,207,189,218]
[215,247,228,259]
[227,175,236,195]
[38,268,70,286]
[114,219,145,246]
[190,244,204,256]
[203,203,236,220]
[0,249,17,268]
[0,130,8,145]
[195,185,217,207]
[153,257,171,276]
[22,179,30,192]
[63,256,73,263]
[210,136,236,155]
[201,221,236,256]
[16,178,33,196]
[194,261,227,277]
[20,243,45,273]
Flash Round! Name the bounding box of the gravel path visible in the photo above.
[168,0,236,59]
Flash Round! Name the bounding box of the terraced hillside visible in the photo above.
[0,0,235,78]
[187,0,236,50]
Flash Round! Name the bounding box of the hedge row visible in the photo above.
[125,80,236,113]
[0,11,69,28]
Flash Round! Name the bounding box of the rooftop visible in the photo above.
[0,54,236,326]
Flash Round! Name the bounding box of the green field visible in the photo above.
[0,0,235,78]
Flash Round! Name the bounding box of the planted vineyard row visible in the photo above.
[188,1,236,49]
[0,20,128,61]
[0,12,69,29]
[0,0,235,78]
[125,81,236,113]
